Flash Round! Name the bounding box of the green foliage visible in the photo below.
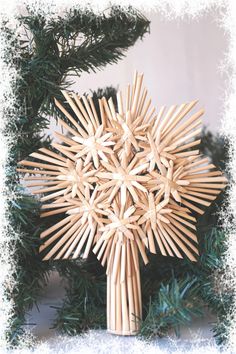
[197,128,230,230]
[53,255,106,335]
[139,224,231,342]
[3,4,149,346]
[199,128,229,172]
[212,317,232,346]
[140,276,203,339]
[16,5,149,127]
[5,187,51,346]
[196,228,233,347]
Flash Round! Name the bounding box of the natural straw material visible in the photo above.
[17,72,227,335]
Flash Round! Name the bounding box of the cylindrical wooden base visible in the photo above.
[106,241,142,335]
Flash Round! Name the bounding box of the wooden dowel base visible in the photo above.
[107,329,139,336]
[106,250,142,336]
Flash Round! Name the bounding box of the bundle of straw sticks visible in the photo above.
[17,71,227,335]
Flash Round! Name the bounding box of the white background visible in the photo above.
[60,7,229,134]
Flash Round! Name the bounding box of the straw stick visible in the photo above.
[39,148,67,162]
[55,96,87,137]
[121,274,129,333]
[116,270,122,333]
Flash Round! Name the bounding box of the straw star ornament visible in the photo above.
[17,71,227,335]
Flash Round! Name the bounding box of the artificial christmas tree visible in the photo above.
[17,72,227,335]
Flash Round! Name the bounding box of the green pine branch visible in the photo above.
[139,275,203,339]
[5,187,51,346]
[53,255,106,336]
[17,6,150,124]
